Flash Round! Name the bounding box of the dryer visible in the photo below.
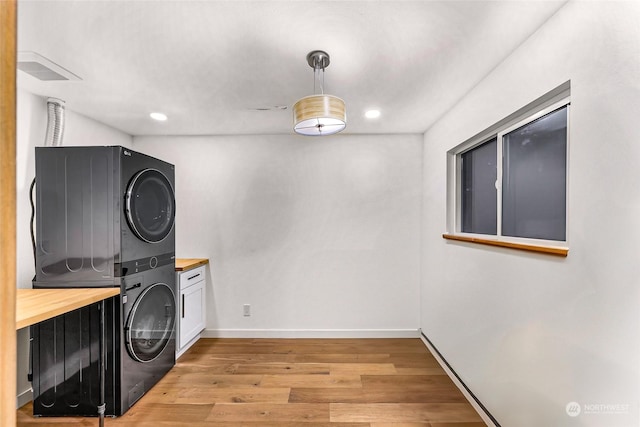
[34,146,176,286]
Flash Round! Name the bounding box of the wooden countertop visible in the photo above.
[16,288,120,330]
[175,258,209,272]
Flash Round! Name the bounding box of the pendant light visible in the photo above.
[293,50,346,136]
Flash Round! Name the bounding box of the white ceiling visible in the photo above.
[17,0,567,137]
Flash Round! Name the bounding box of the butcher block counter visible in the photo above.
[175,258,209,271]
[16,287,120,330]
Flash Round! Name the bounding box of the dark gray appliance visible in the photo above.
[30,297,120,416]
[34,145,176,286]
[119,265,176,411]
[31,264,176,416]
[31,146,177,417]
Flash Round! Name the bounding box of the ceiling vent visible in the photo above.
[17,51,81,81]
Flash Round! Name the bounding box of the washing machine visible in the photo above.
[118,264,176,413]
[34,145,175,286]
[31,263,177,416]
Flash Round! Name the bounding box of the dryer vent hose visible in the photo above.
[44,97,65,147]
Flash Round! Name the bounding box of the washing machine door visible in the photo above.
[126,283,176,362]
[125,168,175,243]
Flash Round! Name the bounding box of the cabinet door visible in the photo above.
[179,281,205,349]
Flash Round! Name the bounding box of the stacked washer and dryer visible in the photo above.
[31,146,177,416]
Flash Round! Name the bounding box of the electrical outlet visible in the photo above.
[243,304,251,317]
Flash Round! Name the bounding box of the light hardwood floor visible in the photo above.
[17,338,487,426]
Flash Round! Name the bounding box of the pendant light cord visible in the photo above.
[313,61,325,95]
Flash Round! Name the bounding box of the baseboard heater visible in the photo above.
[420,331,501,427]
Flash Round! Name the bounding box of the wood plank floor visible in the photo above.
[17,338,486,426]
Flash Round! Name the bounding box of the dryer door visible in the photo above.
[125,283,176,362]
[125,168,175,243]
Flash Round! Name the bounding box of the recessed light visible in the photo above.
[150,112,168,121]
[365,109,381,119]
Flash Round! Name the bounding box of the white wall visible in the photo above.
[135,134,422,337]
[15,89,132,405]
[421,2,640,427]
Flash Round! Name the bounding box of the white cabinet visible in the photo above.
[177,265,206,356]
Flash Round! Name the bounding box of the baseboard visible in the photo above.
[16,387,33,409]
[176,333,202,359]
[202,328,420,339]
[419,331,500,427]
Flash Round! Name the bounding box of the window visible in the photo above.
[501,106,567,241]
[461,137,497,235]
[447,88,570,254]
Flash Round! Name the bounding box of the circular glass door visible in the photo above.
[125,168,175,243]
[126,283,176,363]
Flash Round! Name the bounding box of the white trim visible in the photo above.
[176,333,202,359]
[449,81,570,156]
[496,135,503,237]
[202,328,420,339]
[419,334,498,427]
[447,83,571,250]
[16,387,33,409]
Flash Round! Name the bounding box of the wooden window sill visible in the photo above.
[442,234,568,257]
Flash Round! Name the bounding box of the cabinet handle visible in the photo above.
[182,294,185,318]
[187,273,201,281]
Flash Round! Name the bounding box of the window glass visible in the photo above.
[501,106,567,241]
[461,138,497,235]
